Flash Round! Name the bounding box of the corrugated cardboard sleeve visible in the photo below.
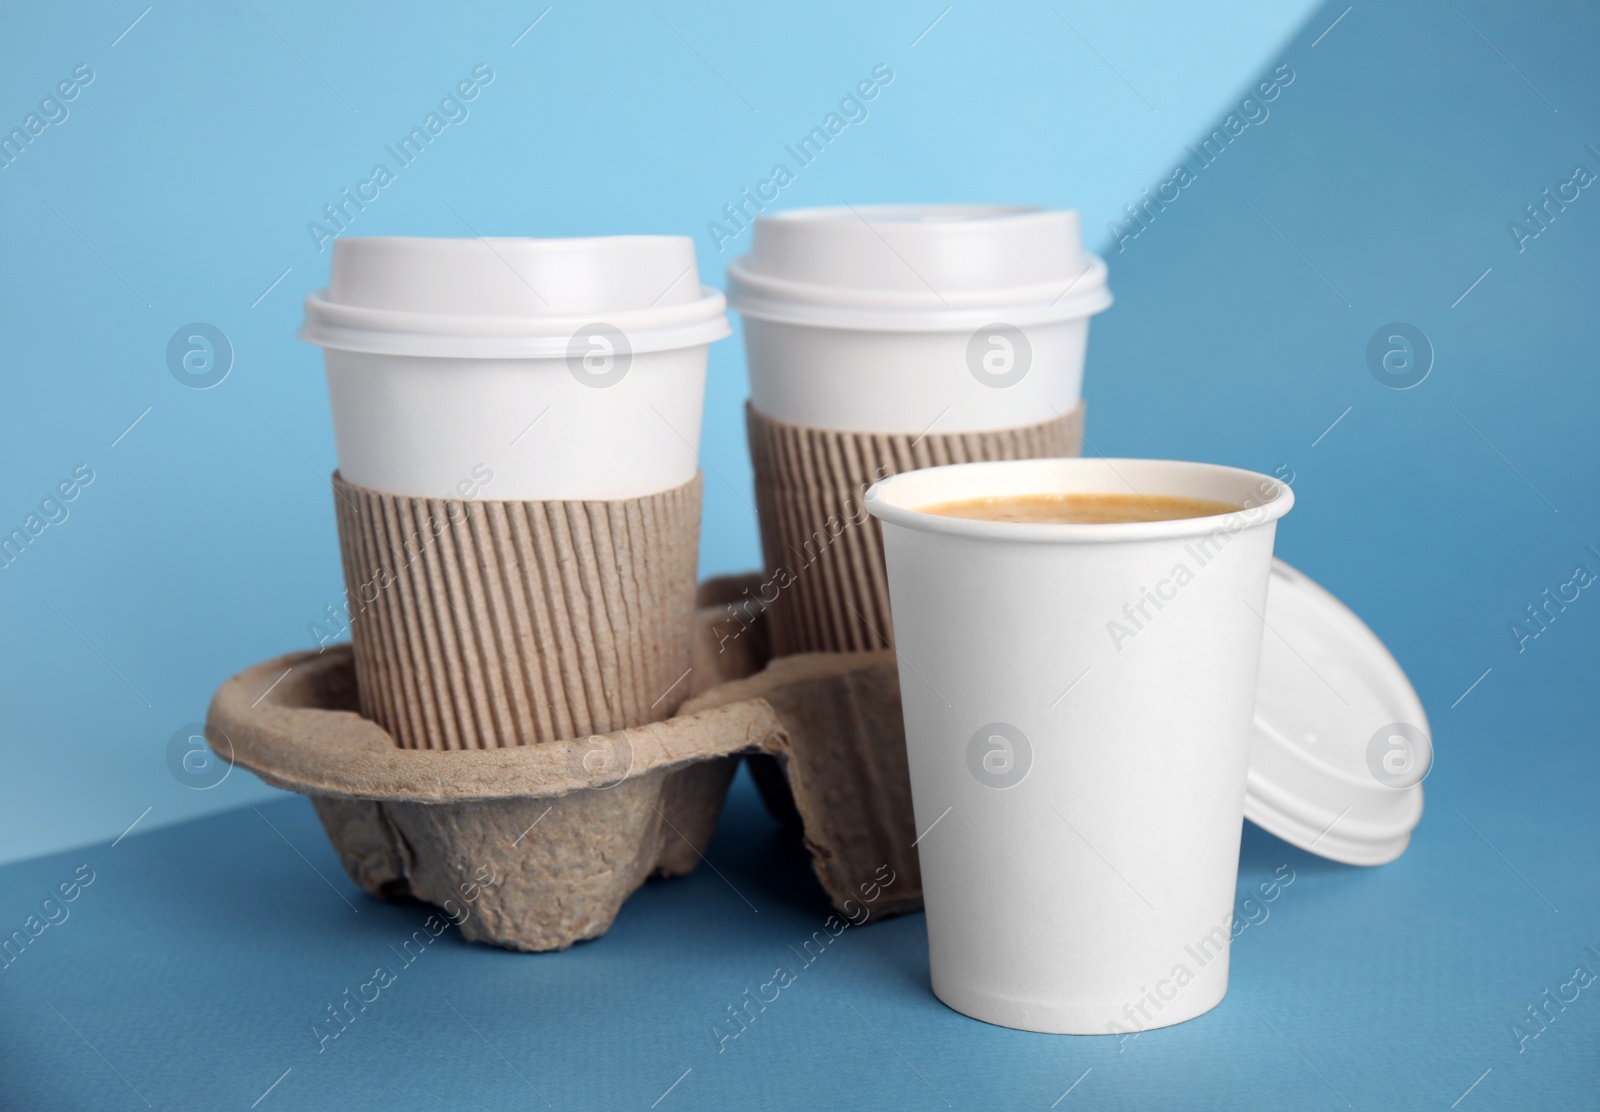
[332,472,701,750]
[745,401,1084,656]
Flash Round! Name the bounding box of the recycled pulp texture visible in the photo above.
[331,472,702,750]
[206,638,745,951]
[745,402,1085,654]
[205,583,926,950]
[678,647,922,918]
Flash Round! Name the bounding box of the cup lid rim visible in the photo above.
[750,203,1061,226]
[1241,558,1429,865]
[728,255,1112,331]
[299,285,731,358]
[325,232,698,257]
[727,204,1112,331]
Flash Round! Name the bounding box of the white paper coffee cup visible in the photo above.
[727,205,1111,433]
[866,458,1293,1034]
[300,236,729,500]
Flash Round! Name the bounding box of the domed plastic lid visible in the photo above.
[726,205,1112,331]
[1246,559,1430,865]
[300,236,729,358]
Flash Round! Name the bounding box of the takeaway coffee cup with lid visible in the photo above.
[727,204,1111,433]
[726,206,1112,656]
[866,458,1293,1034]
[299,236,729,750]
[301,235,729,501]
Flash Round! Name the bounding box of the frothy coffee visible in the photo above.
[922,491,1238,525]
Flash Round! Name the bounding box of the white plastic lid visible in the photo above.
[1246,559,1430,865]
[299,236,729,358]
[726,205,1112,332]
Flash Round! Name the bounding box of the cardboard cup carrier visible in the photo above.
[300,236,729,749]
[727,205,1112,655]
[205,580,921,951]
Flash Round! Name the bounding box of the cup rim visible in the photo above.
[727,256,1112,331]
[727,204,1112,332]
[301,233,731,357]
[753,203,1049,226]
[327,231,696,254]
[299,286,730,357]
[865,458,1295,543]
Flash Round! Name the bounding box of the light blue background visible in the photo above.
[4,0,1600,1108]
[1,0,1320,860]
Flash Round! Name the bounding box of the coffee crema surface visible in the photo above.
[920,491,1240,525]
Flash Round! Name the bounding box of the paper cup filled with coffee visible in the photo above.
[727,205,1112,655]
[867,458,1293,1034]
[300,236,729,749]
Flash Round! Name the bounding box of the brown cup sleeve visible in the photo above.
[332,473,702,750]
[744,402,1085,655]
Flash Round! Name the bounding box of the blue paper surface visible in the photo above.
[3,0,1598,1107]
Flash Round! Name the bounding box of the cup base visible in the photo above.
[930,972,1228,1036]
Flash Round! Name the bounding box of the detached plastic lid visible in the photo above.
[1247,559,1430,866]
[726,205,1112,332]
[299,236,729,358]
